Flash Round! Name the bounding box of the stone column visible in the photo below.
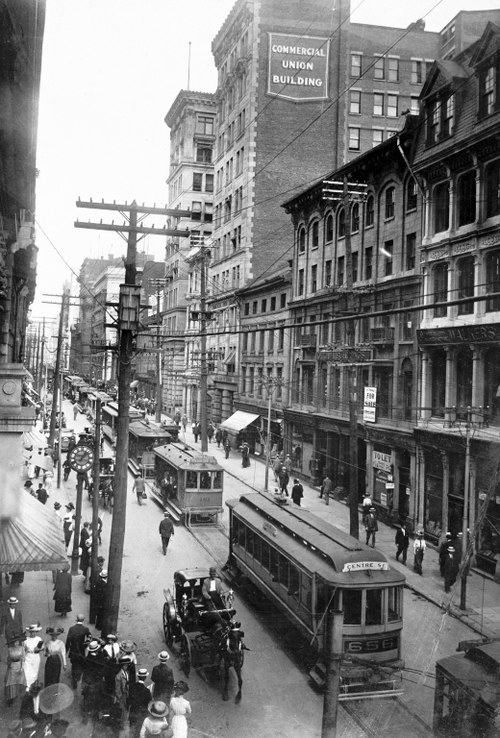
[444,347,456,426]
[420,351,432,420]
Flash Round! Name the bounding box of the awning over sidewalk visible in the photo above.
[22,428,48,451]
[219,411,260,433]
[0,491,68,572]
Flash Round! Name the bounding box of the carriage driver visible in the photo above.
[202,567,225,610]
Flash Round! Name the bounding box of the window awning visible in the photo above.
[219,411,260,433]
[0,491,68,572]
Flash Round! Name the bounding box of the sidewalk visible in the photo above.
[178,427,500,640]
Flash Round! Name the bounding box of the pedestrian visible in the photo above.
[44,627,66,686]
[439,532,453,577]
[62,504,75,548]
[215,427,223,448]
[62,458,71,482]
[133,475,146,506]
[129,668,152,736]
[23,480,35,496]
[273,456,282,482]
[94,570,108,632]
[364,508,378,548]
[139,700,170,738]
[207,421,215,443]
[119,640,138,684]
[241,441,250,468]
[224,436,231,459]
[454,531,463,565]
[291,478,304,506]
[114,654,132,730]
[1,596,24,646]
[151,651,174,703]
[395,523,410,564]
[413,530,426,575]
[320,474,332,505]
[80,522,91,587]
[35,483,48,504]
[73,404,79,421]
[19,683,45,725]
[53,568,72,617]
[22,624,44,690]
[192,422,199,442]
[102,633,120,697]
[278,467,289,496]
[159,512,175,555]
[82,639,106,724]
[169,680,191,738]
[362,493,373,521]
[65,613,90,689]
[283,454,292,474]
[181,413,187,433]
[4,633,26,707]
[444,546,459,593]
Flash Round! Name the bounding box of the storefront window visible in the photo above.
[424,450,444,539]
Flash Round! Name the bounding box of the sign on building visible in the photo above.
[267,33,330,102]
[363,386,377,422]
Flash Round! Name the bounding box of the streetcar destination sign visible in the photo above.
[342,561,389,573]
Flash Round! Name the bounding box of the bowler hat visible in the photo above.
[157,650,170,662]
[148,700,169,717]
[106,633,117,641]
[54,502,61,510]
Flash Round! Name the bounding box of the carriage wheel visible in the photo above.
[162,603,172,646]
[179,632,191,678]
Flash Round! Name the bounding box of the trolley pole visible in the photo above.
[321,609,344,738]
[89,398,101,623]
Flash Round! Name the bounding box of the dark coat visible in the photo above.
[291,482,304,502]
[0,603,23,644]
[151,662,174,701]
[53,570,72,614]
[395,527,410,549]
[365,512,378,532]
[65,622,90,662]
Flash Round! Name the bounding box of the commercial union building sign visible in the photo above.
[267,33,330,102]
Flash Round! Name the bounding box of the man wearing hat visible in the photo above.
[1,595,24,646]
[202,567,225,610]
[129,668,152,734]
[94,569,108,632]
[65,614,90,689]
[413,530,426,575]
[158,511,175,555]
[444,546,459,593]
[102,633,120,696]
[82,639,105,723]
[364,507,378,548]
[439,532,453,577]
[151,651,174,703]
[114,654,132,729]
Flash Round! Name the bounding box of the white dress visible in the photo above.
[169,695,191,738]
[23,635,43,689]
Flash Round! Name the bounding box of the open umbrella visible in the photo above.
[38,683,74,714]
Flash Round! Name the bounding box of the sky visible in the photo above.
[33,0,500,322]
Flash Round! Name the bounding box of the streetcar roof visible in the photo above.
[228,493,404,585]
[154,443,222,471]
[102,402,144,419]
[129,420,173,439]
[437,646,500,710]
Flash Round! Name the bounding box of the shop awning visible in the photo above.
[219,411,260,433]
[0,491,68,572]
[22,428,48,451]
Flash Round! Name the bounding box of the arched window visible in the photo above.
[485,159,500,218]
[338,209,345,238]
[433,262,448,318]
[298,227,306,254]
[434,181,450,233]
[351,203,359,233]
[365,195,374,227]
[406,179,417,211]
[310,220,319,249]
[385,186,395,219]
[457,170,476,226]
[325,213,334,242]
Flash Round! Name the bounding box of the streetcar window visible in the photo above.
[388,586,402,621]
[186,471,197,489]
[278,554,289,586]
[316,579,330,614]
[270,547,279,580]
[261,540,270,570]
[246,527,254,556]
[200,471,211,489]
[253,535,262,563]
[300,573,312,610]
[365,588,383,625]
[213,470,222,488]
[343,590,362,624]
[289,564,300,599]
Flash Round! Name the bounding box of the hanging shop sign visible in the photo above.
[268,33,330,102]
[363,386,377,422]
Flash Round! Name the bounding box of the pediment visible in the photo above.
[420,61,467,101]
[469,22,500,68]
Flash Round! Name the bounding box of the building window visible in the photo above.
[442,94,454,137]
[349,90,361,114]
[405,232,416,271]
[365,246,373,280]
[479,60,498,118]
[278,327,284,350]
[338,209,345,237]
[427,100,441,145]
[280,293,286,308]
[374,55,385,80]
[365,195,374,227]
[351,53,362,77]
[259,331,265,353]
[196,115,214,134]
[433,263,448,317]
[298,269,304,296]
[268,328,274,352]
[271,296,276,311]
[458,170,476,226]
[486,250,500,312]
[387,94,398,117]
[261,299,267,313]
[325,214,334,242]
[191,201,202,221]
[311,265,317,292]
[426,93,454,144]
[351,203,359,233]
[434,181,450,233]
[411,59,425,84]
[457,255,475,315]
[352,252,358,282]
[325,260,332,286]
[298,227,306,254]
[193,173,203,192]
[486,159,500,218]
[244,302,250,316]
[337,256,345,285]
[205,174,214,193]
[373,93,384,116]
[310,221,319,249]
[252,301,257,314]
[406,179,418,211]
[349,127,360,151]
[373,129,383,147]
[196,145,212,163]
[410,96,420,115]
[383,240,393,276]
[388,57,399,82]
[385,187,395,219]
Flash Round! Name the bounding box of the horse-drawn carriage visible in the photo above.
[162,568,246,701]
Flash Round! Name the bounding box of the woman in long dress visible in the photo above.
[23,624,44,690]
[44,627,66,686]
[4,634,26,706]
[53,568,72,616]
[169,680,191,738]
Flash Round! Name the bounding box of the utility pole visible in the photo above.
[321,609,344,737]
[48,289,69,450]
[263,377,282,493]
[90,398,101,623]
[148,278,166,424]
[323,178,367,539]
[75,198,190,634]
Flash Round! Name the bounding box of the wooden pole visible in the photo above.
[321,609,344,737]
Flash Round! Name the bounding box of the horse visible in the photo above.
[215,623,246,703]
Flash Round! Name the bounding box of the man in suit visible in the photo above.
[65,614,91,689]
[0,596,23,645]
[114,655,132,729]
[202,567,225,610]
[129,667,152,734]
[151,651,174,703]
[395,523,410,564]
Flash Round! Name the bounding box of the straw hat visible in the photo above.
[157,650,170,662]
[137,668,149,680]
[148,700,169,717]
[120,640,137,654]
[26,623,42,633]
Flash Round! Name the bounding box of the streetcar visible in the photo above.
[127,418,179,478]
[151,443,223,526]
[226,491,405,699]
[101,402,145,446]
[433,638,500,737]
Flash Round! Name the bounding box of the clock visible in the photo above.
[68,444,95,473]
